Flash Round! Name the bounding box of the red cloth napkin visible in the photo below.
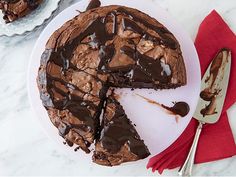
[147,10,236,174]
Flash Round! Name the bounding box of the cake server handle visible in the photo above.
[178,121,203,177]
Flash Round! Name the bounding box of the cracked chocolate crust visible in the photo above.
[0,0,43,23]
[93,95,150,166]
[37,5,187,157]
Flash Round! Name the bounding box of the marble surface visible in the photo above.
[0,0,235,176]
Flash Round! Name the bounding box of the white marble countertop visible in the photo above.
[0,0,235,176]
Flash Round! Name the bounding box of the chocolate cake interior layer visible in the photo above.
[38,5,186,154]
[93,95,150,166]
[0,0,43,23]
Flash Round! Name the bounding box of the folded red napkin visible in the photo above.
[147,10,236,174]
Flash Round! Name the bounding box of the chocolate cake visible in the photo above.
[93,95,150,166]
[0,0,43,23]
[37,2,187,165]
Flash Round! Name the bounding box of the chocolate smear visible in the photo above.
[200,48,230,117]
[136,94,189,117]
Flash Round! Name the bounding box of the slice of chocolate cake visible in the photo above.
[0,0,43,23]
[37,4,187,157]
[93,95,150,166]
[38,47,109,153]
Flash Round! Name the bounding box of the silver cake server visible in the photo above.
[178,48,231,176]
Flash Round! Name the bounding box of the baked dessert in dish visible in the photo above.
[93,95,150,166]
[37,2,187,166]
[0,0,43,23]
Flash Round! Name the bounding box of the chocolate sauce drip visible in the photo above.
[48,50,77,71]
[136,94,189,117]
[122,18,144,34]
[47,74,98,97]
[122,18,162,46]
[43,8,176,113]
[120,46,171,83]
[116,7,177,49]
[98,44,116,71]
[42,10,170,117]
[41,16,113,115]
[86,0,101,11]
[58,122,91,137]
[100,97,150,158]
[39,5,181,152]
[162,102,190,117]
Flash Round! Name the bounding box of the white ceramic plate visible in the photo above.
[27,0,201,166]
[0,0,61,36]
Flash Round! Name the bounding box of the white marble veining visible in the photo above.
[0,0,235,176]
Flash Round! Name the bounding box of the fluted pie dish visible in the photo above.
[0,0,61,36]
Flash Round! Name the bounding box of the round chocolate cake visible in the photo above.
[0,0,43,23]
[37,3,187,166]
